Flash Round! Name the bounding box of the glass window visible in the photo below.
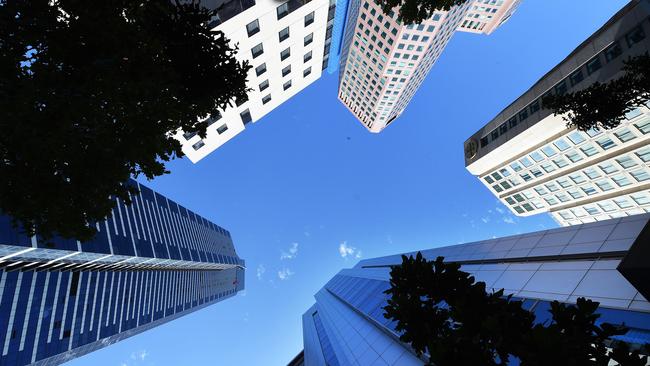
[556,193,570,202]
[541,145,557,157]
[586,128,602,137]
[636,147,650,162]
[493,185,503,193]
[631,169,650,182]
[554,138,570,151]
[545,183,559,192]
[557,178,572,188]
[262,94,271,104]
[216,124,228,134]
[279,26,290,42]
[569,69,584,86]
[580,144,598,157]
[519,109,529,121]
[604,42,622,62]
[631,192,650,205]
[247,19,260,37]
[568,189,583,199]
[255,63,267,76]
[599,162,619,174]
[520,157,533,167]
[530,151,544,162]
[583,168,601,179]
[304,33,314,46]
[569,173,586,184]
[535,187,548,196]
[530,168,543,178]
[614,128,636,142]
[251,43,264,58]
[586,56,602,75]
[553,157,569,168]
[614,197,633,208]
[304,51,312,63]
[282,65,291,76]
[596,180,614,191]
[508,116,518,129]
[499,123,508,135]
[566,151,583,163]
[305,11,315,26]
[634,119,650,134]
[192,140,205,150]
[303,67,312,77]
[598,201,616,212]
[616,156,638,169]
[259,79,269,91]
[612,174,631,187]
[625,108,642,120]
[510,162,522,172]
[625,25,646,47]
[568,131,586,145]
[276,3,289,19]
[541,163,556,173]
[240,109,252,124]
[582,186,597,196]
[283,80,292,90]
[281,47,291,61]
[596,136,616,150]
[554,80,567,95]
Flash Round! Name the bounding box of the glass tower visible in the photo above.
[300,213,650,365]
[0,180,245,366]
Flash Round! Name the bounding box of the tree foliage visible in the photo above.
[543,53,650,131]
[384,253,649,366]
[0,0,250,241]
[376,0,467,25]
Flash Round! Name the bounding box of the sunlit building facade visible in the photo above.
[0,180,245,366]
[337,0,522,132]
[464,0,650,226]
[300,214,650,365]
[177,0,345,162]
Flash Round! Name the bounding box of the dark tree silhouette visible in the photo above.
[543,53,650,132]
[0,0,250,241]
[377,0,467,25]
[383,253,649,366]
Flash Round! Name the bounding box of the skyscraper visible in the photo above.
[0,180,245,366]
[177,0,347,162]
[464,0,650,226]
[337,0,522,132]
[299,214,650,365]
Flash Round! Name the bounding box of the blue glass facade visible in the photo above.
[301,214,650,365]
[0,180,245,366]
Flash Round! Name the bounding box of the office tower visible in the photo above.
[465,0,650,226]
[178,0,345,162]
[299,214,650,365]
[0,180,245,366]
[337,0,522,132]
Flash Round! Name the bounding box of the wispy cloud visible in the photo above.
[481,217,490,224]
[277,267,294,280]
[339,241,362,259]
[495,206,505,214]
[280,242,299,260]
[503,217,515,224]
[256,264,266,280]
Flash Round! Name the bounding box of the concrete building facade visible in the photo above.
[464,0,650,226]
[337,0,522,132]
[300,214,650,365]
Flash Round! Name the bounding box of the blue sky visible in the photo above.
[68,1,629,365]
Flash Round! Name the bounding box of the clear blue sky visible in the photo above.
[69,1,629,365]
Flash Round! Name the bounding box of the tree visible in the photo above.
[0,0,250,241]
[543,53,650,132]
[383,253,649,366]
[376,0,467,25]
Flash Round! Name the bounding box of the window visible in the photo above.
[281,47,290,61]
[282,65,291,77]
[279,27,290,42]
[192,140,205,150]
[519,109,528,121]
[259,80,269,92]
[569,69,584,86]
[304,51,312,63]
[616,156,638,169]
[217,124,228,134]
[499,123,507,135]
[596,136,616,150]
[599,162,619,174]
[625,25,646,47]
[304,33,313,46]
[262,94,271,104]
[251,43,264,58]
[604,42,622,62]
[635,119,650,134]
[554,80,567,95]
[568,131,585,145]
[631,169,650,182]
[277,3,289,19]
[305,11,315,26]
[303,67,312,77]
[529,100,540,114]
[247,20,260,37]
[580,144,598,157]
[240,109,252,124]
[541,145,556,157]
[614,128,636,142]
[554,138,570,151]
[586,56,602,75]
[596,180,614,191]
[283,80,292,90]
[255,63,267,76]
[183,131,197,140]
[612,174,631,187]
[583,168,601,179]
[636,147,650,162]
[508,116,518,129]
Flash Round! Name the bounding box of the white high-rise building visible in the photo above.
[177,0,343,162]
[337,0,522,132]
[464,0,650,226]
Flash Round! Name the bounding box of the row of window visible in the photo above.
[556,190,650,223]
[480,20,648,149]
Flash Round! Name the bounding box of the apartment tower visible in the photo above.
[464,0,650,226]
[337,0,522,132]
[299,214,650,365]
[178,0,344,162]
[0,180,245,365]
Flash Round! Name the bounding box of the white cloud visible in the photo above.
[280,242,299,260]
[503,217,515,224]
[277,267,294,280]
[339,241,362,259]
[256,264,266,280]
[495,207,505,214]
[481,217,490,223]
[304,231,311,237]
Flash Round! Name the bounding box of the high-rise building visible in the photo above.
[337,0,522,132]
[178,0,346,162]
[464,0,650,226]
[299,214,650,365]
[0,180,245,366]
